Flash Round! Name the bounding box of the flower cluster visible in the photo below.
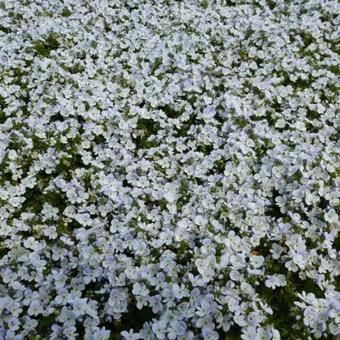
[0,0,339,339]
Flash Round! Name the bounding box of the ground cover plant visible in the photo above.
[0,0,339,339]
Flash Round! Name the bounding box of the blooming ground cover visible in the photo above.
[0,0,339,339]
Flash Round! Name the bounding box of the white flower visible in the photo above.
[265,275,287,289]
[121,329,142,340]
[132,282,150,297]
[324,209,338,224]
[8,149,17,160]
[108,289,128,315]
[195,257,215,283]
[249,255,265,268]
[85,327,111,340]
[230,270,241,281]
[172,283,189,299]
[23,237,42,251]
[152,320,167,339]
[27,301,43,316]
[163,187,178,203]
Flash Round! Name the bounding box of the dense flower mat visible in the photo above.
[0,0,339,339]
